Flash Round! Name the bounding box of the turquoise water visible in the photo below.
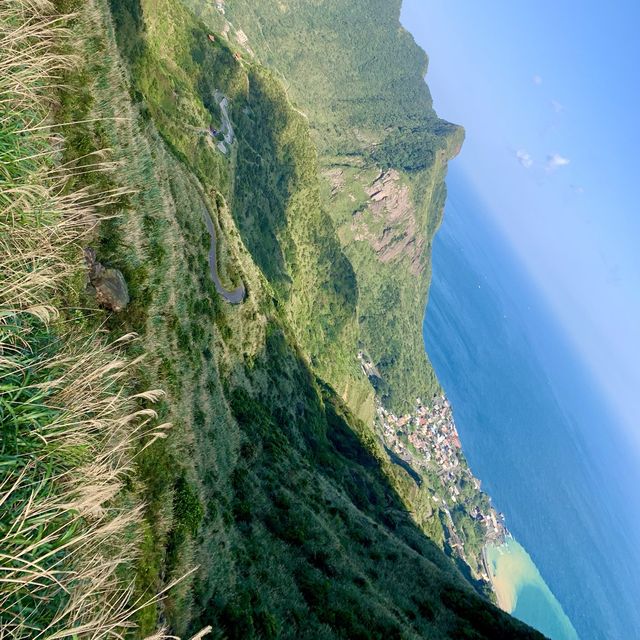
[516,584,575,640]
[423,167,640,639]
[486,537,577,639]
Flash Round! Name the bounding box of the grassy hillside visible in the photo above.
[0,0,169,635]
[1,0,545,638]
[108,0,373,419]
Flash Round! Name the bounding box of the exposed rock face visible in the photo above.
[84,247,130,312]
[351,170,425,275]
[325,167,346,195]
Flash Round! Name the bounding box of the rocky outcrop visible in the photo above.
[325,167,346,195]
[351,170,425,275]
[84,247,130,312]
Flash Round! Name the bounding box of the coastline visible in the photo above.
[484,537,518,612]
[484,537,579,640]
[370,385,508,587]
[481,544,511,610]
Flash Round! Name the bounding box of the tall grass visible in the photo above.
[0,1,188,637]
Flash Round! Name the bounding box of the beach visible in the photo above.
[485,538,578,640]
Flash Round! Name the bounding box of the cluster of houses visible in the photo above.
[376,394,464,480]
[374,392,508,572]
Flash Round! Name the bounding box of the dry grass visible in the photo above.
[0,1,200,637]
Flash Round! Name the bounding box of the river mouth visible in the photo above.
[486,538,578,640]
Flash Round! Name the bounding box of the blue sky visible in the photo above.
[401,0,640,461]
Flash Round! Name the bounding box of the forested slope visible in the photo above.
[187,0,464,414]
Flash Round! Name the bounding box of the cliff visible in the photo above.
[0,0,544,638]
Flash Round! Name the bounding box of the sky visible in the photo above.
[400,0,640,461]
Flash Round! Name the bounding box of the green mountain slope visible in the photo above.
[1,0,545,638]
[187,0,464,415]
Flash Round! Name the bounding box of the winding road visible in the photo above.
[190,91,244,303]
[202,203,246,304]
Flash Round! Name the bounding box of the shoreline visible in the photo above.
[484,539,517,613]
[371,387,508,587]
[483,537,579,640]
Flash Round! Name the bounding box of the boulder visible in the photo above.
[84,247,130,312]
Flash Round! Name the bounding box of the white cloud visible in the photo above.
[533,74,543,86]
[546,153,570,171]
[551,99,565,113]
[516,149,534,169]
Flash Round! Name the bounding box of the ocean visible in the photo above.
[422,166,640,639]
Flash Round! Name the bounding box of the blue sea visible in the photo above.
[423,166,640,639]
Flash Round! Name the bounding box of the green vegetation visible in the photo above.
[107,0,370,415]
[188,0,451,156]
[0,1,166,635]
[188,0,465,414]
[1,0,546,638]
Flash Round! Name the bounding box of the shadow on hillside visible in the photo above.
[187,322,545,640]
[383,444,423,487]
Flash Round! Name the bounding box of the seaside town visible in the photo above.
[361,352,508,582]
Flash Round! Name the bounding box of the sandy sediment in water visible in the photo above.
[486,537,579,640]
[486,540,526,612]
